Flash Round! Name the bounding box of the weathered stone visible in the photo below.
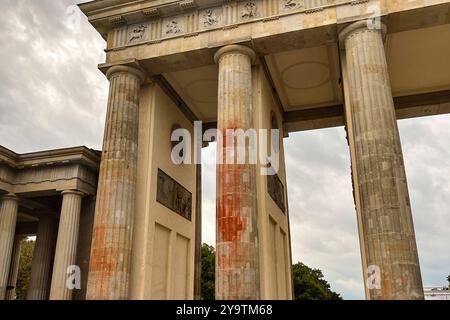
[2,0,448,301]
[5,235,24,300]
[0,146,99,301]
[86,65,145,300]
[0,194,19,300]
[214,45,260,300]
[28,214,56,300]
[340,20,424,300]
[50,190,84,300]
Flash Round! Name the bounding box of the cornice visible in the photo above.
[0,146,101,170]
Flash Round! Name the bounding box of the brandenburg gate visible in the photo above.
[1,0,450,300]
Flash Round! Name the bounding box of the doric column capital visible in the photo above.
[339,19,387,48]
[61,190,85,198]
[106,65,147,83]
[214,44,257,65]
[0,193,19,203]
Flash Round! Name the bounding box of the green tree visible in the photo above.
[16,239,35,300]
[292,262,342,300]
[447,274,450,287]
[200,245,342,300]
[201,244,215,300]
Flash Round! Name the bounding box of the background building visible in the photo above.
[424,287,450,300]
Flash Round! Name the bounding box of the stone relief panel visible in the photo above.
[280,0,332,13]
[128,23,150,43]
[280,0,304,12]
[156,169,192,221]
[267,173,286,213]
[199,7,223,30]
[239,1,262,22]
[163,15,186,37]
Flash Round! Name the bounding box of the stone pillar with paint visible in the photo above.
[340,20,424,300]
[5,235,24,300]
[49,190,83,300]
[0,194,19,300]
[214,45,260,300]
[86,65,146,300]
[27,214,56,300]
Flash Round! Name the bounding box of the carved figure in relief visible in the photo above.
[203,9,218,26]
[129,24,148,42]
[241,2,257,19]
[166,20,182,34]
[285,0,302,9]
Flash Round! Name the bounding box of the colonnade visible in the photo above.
[0,190,84,300]
[0,19,424,300]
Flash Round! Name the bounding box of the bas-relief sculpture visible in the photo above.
[166,19,183,34]
[241,2,258,19]
[113,0,337,47]
[267,173,286,213]
[157,169,192,221]
[284,0,303,10]
[203,9,219,27]
[129,24,148,42]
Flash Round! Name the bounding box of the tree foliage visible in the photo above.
[16,239,35,300]
[201,244,215,300]
[292,262,342,300]
[447,274,450,286]
[200,244,342,300]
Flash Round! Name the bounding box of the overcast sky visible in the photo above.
[1,0,449,300]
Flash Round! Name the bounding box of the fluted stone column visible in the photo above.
[340,20,424,300]
[5,235,24,300]
[27,214,55,300]
[0,194,19,300]
[214,45,260,300]
[86,65,145,300]
[49,190,83,300]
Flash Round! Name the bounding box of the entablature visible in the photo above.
[0,146,100,196]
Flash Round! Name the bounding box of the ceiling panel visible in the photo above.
[387,24,450,97]
[265,44,342,112]
[164,65,218,122]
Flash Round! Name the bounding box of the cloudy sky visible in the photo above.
[1,0,449,300]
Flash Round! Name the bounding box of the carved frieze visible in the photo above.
[108,0,346,49]
[157,169,192,221]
